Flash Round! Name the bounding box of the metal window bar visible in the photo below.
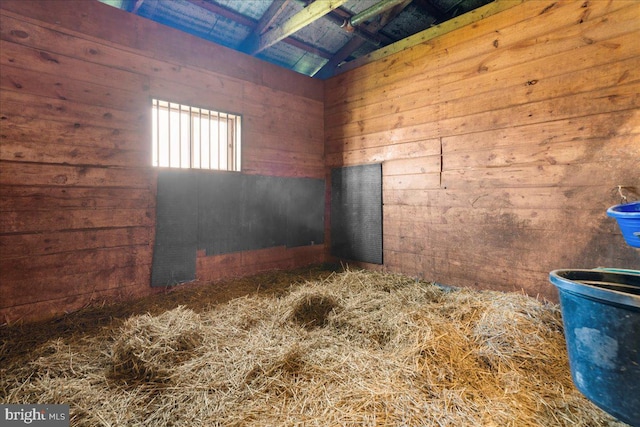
[208,109,212,169]
[152,99,239,171]
[236,118,239,170]
[217,111,222,170]
[178,103,182,168]
[198,108,203,169]
[226,113,232,170]
[154,99,159,167]
[167,102,172,167]
[232,118,238,171]
[189,105,193,169]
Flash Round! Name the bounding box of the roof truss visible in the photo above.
[120,0,511,79]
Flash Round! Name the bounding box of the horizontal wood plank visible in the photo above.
[0,227,153,258]
[0,139,149,167]
[0,186,154,211]
[0,63,143,112]
[196,245,325,282]
[383,173,440,190]
[0,280,156,324]
[384,156,441,176]
[1,90,148,132]
[0,244,152,283]
[441,110,640,153]
[243,131,324,156]
[1,208,153,234]
[0,38,149,93]
[440,161,638,190]
[0,161,155,188]
[0,262,152,309]
[0,120,146,152]
[383,206,625,233]
[326,81,640,141]
[443,135,640,170]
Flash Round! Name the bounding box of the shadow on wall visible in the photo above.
[558,108,640,271]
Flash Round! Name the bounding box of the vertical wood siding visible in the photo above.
[325,0,640,301]
[0,0,324,323]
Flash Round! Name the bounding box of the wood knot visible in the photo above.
[39,51,60,63]
[53,175,68,184]
[10,30,28,39]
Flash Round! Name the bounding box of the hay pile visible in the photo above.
[0,268,627,426]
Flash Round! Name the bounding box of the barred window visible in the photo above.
[151,99,241,171]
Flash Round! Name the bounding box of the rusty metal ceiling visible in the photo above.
[99,0,495,79]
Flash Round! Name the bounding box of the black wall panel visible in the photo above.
[286,177,326,248]
[151,171,198,287]
[330,164,383,264]
[152,171,325,287]
[198,172,245,255]
[240,175,288,251]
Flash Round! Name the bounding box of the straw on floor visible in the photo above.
[0,268,627,426]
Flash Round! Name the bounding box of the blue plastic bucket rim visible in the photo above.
[607,201,640,218]
[549,269,640,309]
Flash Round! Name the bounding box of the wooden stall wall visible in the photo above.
[0,0,324,323]
[325,0,640,301]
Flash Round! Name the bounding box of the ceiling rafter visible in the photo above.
[335,0,524,75]
[245,0,351,55]
[185,0,331,60]
[254,0,292,36]
[239,0,292,55]
[130,0,144,14]
[111,0,503,79]
[285,37,333,59]
[185,0,255,27]
[314,0,412,79]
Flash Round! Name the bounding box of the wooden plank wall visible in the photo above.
[325,0,640,301]
[0,0,324,323]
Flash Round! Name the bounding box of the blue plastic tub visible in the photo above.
[549,269,640,426]
[607,201,640,248]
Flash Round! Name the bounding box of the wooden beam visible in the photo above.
[314,0,411,79]
[186,0,330,60]
[127,0,144,14]
[314,36,365,79]
[247,0,351,55]
[335,0,524,76]
[286,37,333,59]
[255,0,292,35]
[239,0,291,54]
[185,0,255,27]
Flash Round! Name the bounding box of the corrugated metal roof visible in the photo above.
[99,0,496,79]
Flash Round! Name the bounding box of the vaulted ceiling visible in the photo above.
[99,0,496,79]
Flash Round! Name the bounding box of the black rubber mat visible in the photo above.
[152,170,325,286]
[330,164,383,264]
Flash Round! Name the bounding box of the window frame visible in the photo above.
[151,98,242,172]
